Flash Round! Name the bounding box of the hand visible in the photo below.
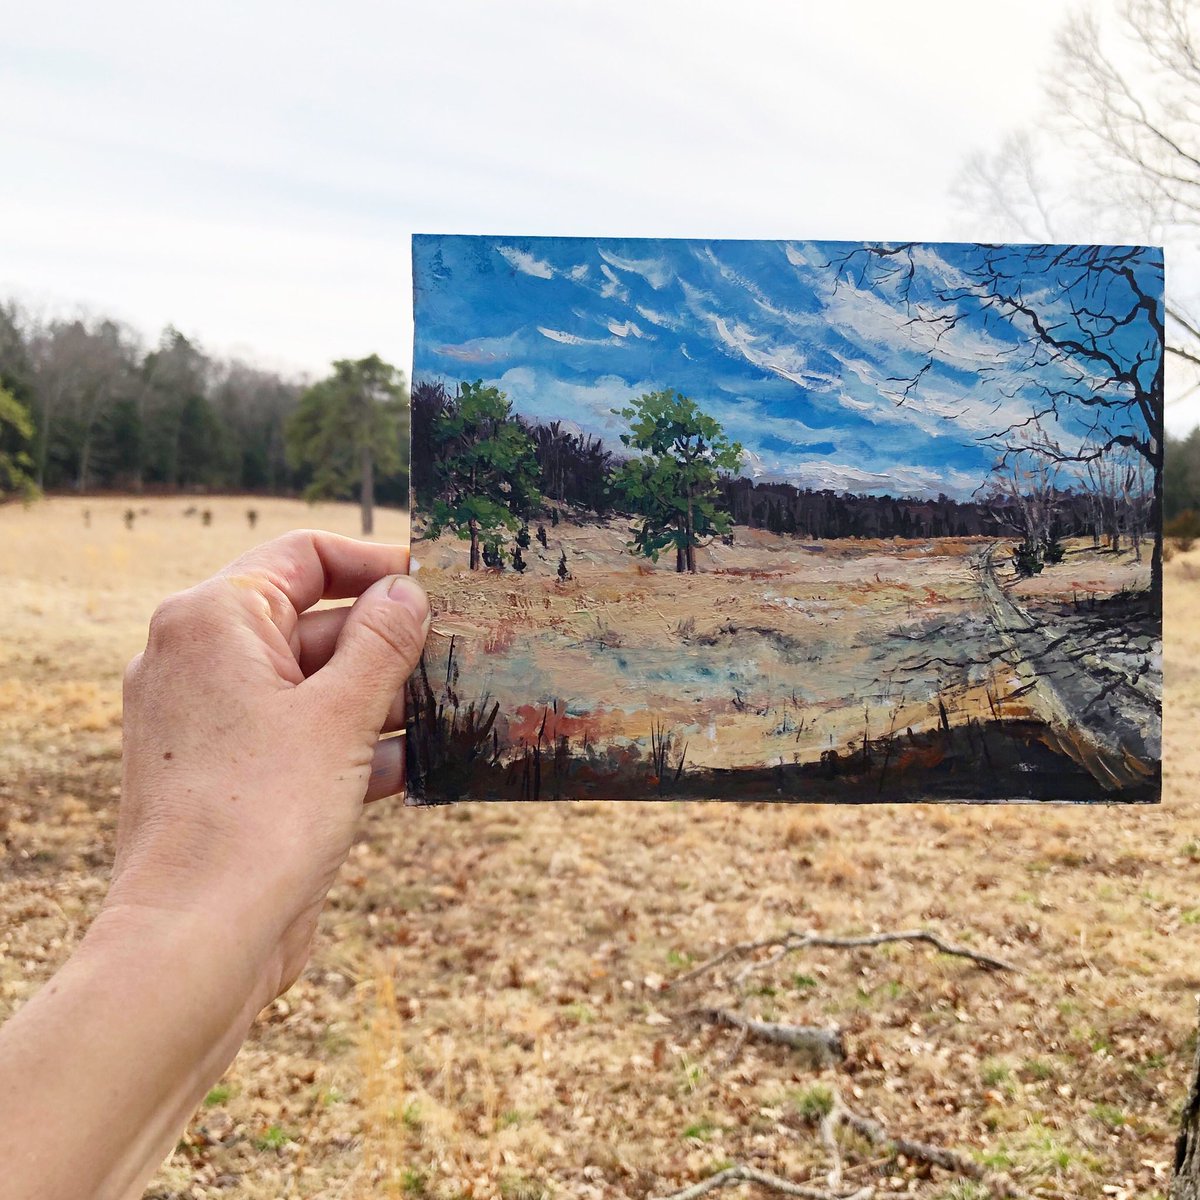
[107,529,430,1002]
[0,530,431,1200]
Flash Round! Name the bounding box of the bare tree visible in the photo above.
[956,0,1200,403]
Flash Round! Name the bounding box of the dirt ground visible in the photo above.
[0,496,1195,1200]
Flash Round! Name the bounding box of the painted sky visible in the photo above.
[413,236,1161,500]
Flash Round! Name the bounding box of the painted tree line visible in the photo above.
[0,303,409,526]
[411,376,1161,575]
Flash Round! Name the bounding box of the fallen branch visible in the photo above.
[686,1008,845,1066]
[831,1089,1033,1200]
[819,1104,845,1191]
[672,928,1017,989]
[654,1163,873,1200]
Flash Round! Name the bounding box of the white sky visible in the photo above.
[4,0,1194,431]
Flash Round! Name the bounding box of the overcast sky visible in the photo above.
[4,1,1194,432]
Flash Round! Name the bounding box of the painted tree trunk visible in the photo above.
[685,484,697,573]
[360,444,374,535]
[469,520,481,570]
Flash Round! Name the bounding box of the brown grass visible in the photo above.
[0,496,1190,1200]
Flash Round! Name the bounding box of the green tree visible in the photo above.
[611,389,742,573]
[285,355,407,534]
[0,385,38,501]
[426,381,541,570]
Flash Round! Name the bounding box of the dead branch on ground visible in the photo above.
[828,1088,1034,1200]
[671,928,1017,990]
[654,1163,874,1200]
[684,1008,845,1066]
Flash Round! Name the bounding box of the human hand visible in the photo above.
[105,529,429,1005]
[0,531,431,1200]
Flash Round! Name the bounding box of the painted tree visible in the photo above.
[426,380,541,570]
[285,355,406,534]
[983,423,1065,576]
[611,389,742,573]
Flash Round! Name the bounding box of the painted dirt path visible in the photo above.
[971,543,1160,792]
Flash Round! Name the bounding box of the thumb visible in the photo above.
[314,574,430,733]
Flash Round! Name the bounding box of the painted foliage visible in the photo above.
[407,235,1162,804]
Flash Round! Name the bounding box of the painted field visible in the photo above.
[410,516,1158,803]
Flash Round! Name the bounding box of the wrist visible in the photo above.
[90,895,283,1017]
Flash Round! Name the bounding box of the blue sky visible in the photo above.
[413,236,1161,499]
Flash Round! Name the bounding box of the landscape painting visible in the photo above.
[407,235,1162,804]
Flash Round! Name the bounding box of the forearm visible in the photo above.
[0,904,274,1200]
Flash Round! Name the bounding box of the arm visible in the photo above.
[0,530,430,1200]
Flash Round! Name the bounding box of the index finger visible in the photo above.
[220,529,410,622]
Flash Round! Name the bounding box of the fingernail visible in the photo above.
[387,575,431,628]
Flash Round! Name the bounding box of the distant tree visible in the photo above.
[425,381,541,570]
[210,361,302,492]
[286,355,407,534]
[136,327,210,491]
[0,385,38,500]
[409,379,450,505]
[611,389,742,573]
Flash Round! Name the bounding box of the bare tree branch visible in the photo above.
[670,927,1018,990]
[654,1164,873,1200]
[684,1008,845,1065]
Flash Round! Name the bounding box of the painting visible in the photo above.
[406,235,1162,804]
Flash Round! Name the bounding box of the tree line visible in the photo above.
[0,303,410,524]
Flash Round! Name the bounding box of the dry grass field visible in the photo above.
[1,495,1197,1200]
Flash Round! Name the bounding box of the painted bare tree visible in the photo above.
[833,242,1164,599]
[983,422,1063,574]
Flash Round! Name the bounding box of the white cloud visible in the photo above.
[599,263,630,301]
[635,304,682,330]
[537,325,621,347]
[597,248,674,290]
[784,243,809,268]
[607,319,652,339]
[766,459,983,499]
[707,314,831,390]
[434,329,526,364]
[492,367,647,434]
[497,245,555,279]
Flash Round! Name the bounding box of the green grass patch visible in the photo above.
[682,1118,717,1141]
[254,1124,295,1151]
[1090,1102,1126,1129]
[793,1084,834,1121]
[980,1060,1011,1088]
